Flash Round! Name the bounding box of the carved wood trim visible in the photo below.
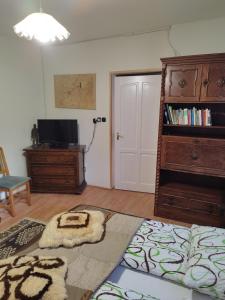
[161,52,225,65]
[154,64,166,213]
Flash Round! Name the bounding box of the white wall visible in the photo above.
[170,17,225,56]
[0,37,44,176]
[41,17,225,188]
[42,31,173,188]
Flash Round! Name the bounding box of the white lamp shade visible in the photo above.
[14,12,70,43]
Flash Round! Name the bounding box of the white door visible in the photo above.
[113,75,161,193]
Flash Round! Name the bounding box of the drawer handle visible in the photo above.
[207,205,214,214]
[178,79,186,88]
[191,151,198,160]
[203,79,208,86]
[167,197,174,205]
[216,77,225,88]
[220,205,225,217]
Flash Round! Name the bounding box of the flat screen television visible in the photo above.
[38,119,78,146]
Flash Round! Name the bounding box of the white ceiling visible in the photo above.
[1,0,225,44]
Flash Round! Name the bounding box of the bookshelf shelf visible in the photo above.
[163,124,225,129]
[163,124,225,139]
[160,166,225,179]
[164,105,212,127]
[164,103,225,127]
[165,101,225,104]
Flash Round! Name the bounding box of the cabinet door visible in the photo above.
[200,63,225,102]
[165,64,202,102]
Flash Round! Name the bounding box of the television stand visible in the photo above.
[23,145,86,194]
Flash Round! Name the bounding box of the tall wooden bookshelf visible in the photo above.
[154,53,225,227]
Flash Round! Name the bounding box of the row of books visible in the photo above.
[164,105,212,126]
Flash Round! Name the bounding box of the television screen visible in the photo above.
[38,119,78,145]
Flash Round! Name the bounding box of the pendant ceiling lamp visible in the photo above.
[13,0,70,43]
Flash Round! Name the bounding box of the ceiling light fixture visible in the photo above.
[13,0,70,43]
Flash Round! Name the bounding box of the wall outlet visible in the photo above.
[93,117,106,124]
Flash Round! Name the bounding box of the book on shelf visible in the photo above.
[164,105,212,126]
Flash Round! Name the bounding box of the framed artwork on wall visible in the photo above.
[54,73,96,110]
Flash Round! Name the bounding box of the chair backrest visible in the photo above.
[0,147,9,176]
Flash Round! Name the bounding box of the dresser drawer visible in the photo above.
[24,145,86,194]
[29,152,76,165]
[31,184,77,194]
[30,166,76,176]
[32,177,76,186]
[158,192,222,216]
[161,136,225,177]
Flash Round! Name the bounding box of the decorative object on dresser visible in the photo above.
[0,147,31,217]
[154,53,225,228]
[23,145,86,194]
[31,124,39,147]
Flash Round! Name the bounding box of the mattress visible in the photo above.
[108,265,211,300]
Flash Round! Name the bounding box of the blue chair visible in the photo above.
[0,147,31,216]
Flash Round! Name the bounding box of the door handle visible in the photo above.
[116,132,123,140]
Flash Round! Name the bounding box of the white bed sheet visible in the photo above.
[108,266,212,300]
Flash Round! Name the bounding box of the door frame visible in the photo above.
[109,68,162,189]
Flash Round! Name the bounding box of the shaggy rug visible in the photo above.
[0,255,67,300]
[39,210,106,248]
[0,218,46,259]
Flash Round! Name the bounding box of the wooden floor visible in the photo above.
[0,186,188,230]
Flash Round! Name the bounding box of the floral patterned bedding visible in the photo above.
[91,281,159,300]
[120,220,191,284]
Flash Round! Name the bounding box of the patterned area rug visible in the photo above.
[0,218,46,259]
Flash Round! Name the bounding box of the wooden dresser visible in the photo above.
[23,145,86,194]
[155,53,225,227]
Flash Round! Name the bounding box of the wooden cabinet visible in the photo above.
[201,63,225,102]
[155,53,225,228]
[23,145,86,194]
[164,55,225,103]
[165,64,202,102]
